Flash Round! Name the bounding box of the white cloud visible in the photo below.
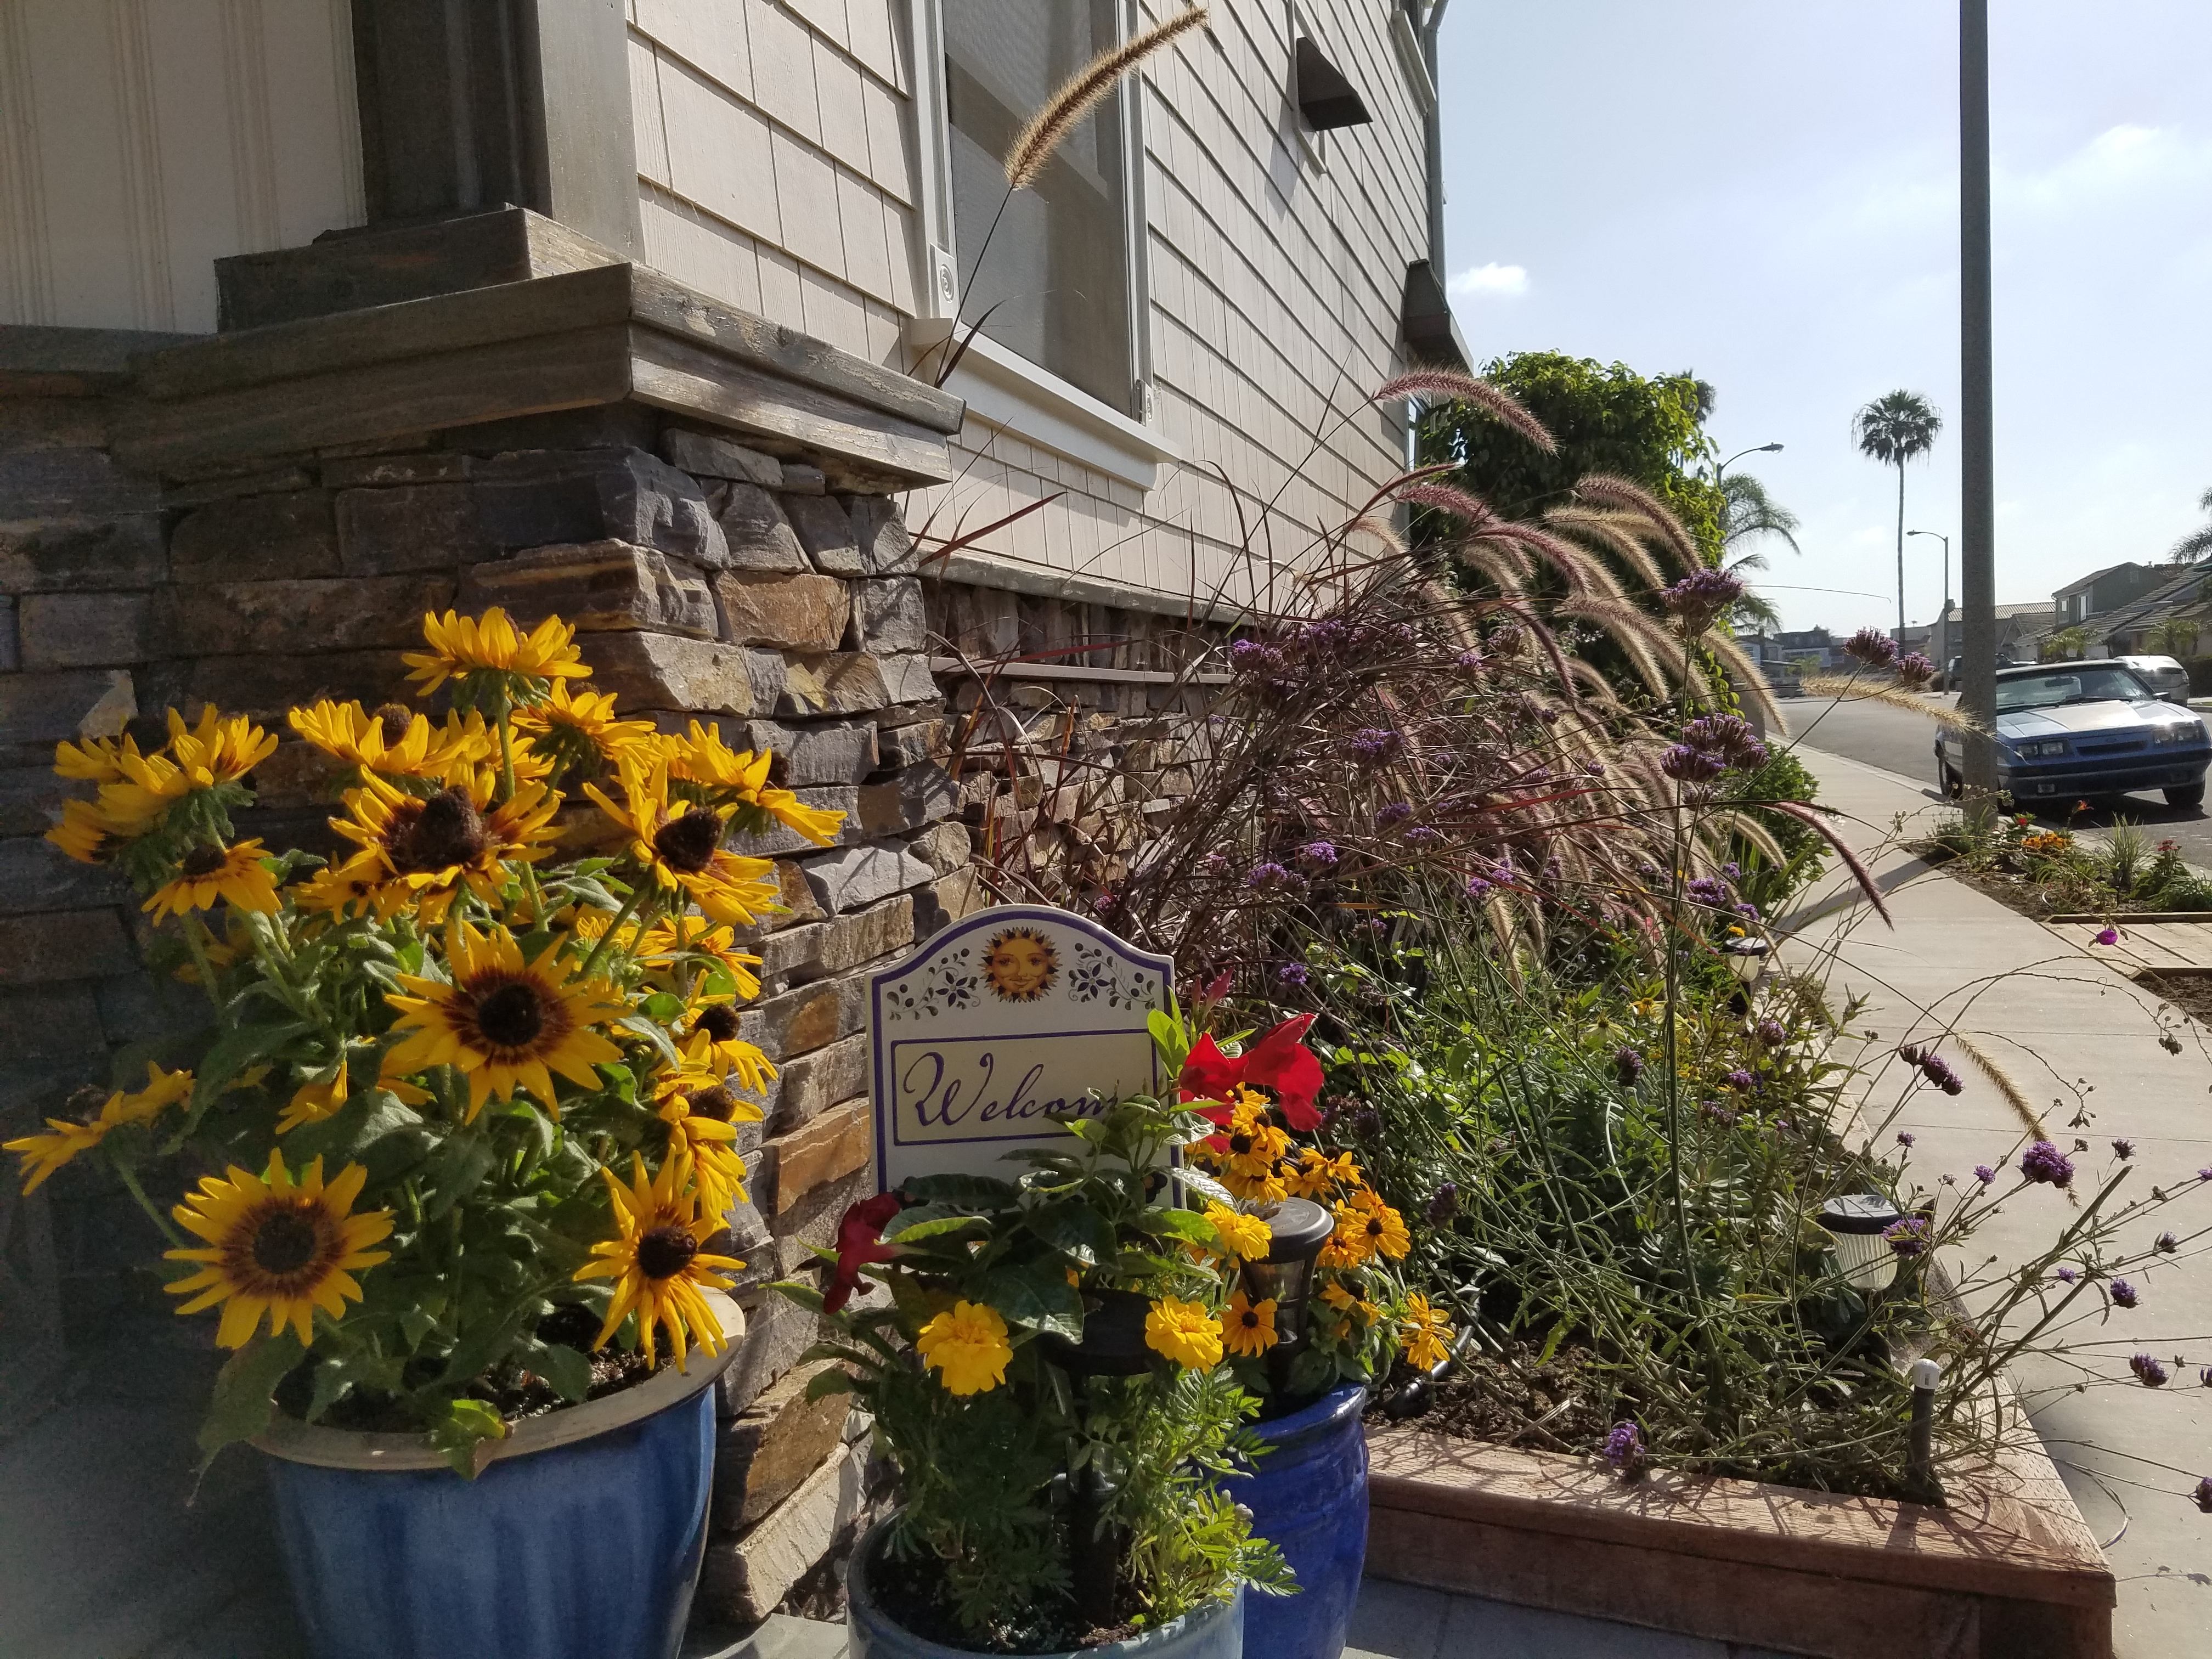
[1449,262,1528,298]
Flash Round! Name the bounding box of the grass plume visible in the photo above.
[1005,5,1209,191]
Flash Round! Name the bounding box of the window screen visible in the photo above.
[944,1,1134,409]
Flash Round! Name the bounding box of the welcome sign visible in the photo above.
[868,905,1173,1190]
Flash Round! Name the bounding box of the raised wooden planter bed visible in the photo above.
[1364,1420,2112,1659]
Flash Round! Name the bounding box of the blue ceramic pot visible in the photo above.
[1235,1385,1368,1659]
[847,1515,1244,1659]
[255,1297,740,1659]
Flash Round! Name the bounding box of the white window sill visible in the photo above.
[905,320,1180,490]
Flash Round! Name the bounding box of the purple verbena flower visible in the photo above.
[1973,1165,1997,1185]
[1403,825,1444,847]
[1615,1047,1646,1088]
[1754,1019,1788,1047]
[2022,1141,2076,1188]
[2112,1138,2135,1160]
[1658,569,1746,631]
[1897,1131,1916,1148]
[1724,1069,1756,1091]
[1843,627,1902,670]
[1376,801,1414,828]
[1426,1183,1459,1225]
[1349,727,1405,766]
[2131,1353,2169,1387]
[1685,876,1731,907]
[1602,1421,1645,1477]
[1883,1216,1931,1256]
[1464,875,1493,900]
[1298,840,1339,867]
[1660,744,1729,784]
[1895,653,1937,687]
[1736,902,1761,920]
[2111,1278,2140,1309]
[1722,861,1743,881]
[2200,1368,2212,1388]
[1455,649,1485,670]
[1918,1053,1964,1095]
[1583,759,1607,776]
[2054,1266,2079,1284]
[1277,963,1311,986]
[2156,1232,2179,1254]
[2195,1476,2212,1513]
[1680,716,1769,770]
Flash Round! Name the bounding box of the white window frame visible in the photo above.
[903,0,1178,488]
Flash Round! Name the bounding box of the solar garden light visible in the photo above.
[1719,936,1770,985]
[1239,1197,1335,1392]
[1817,1194,1907,1291]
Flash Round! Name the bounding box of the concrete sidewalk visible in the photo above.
[1780,747,2212,1656]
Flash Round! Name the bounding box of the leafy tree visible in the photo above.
[2171,487,2212,561]
[1422,351,1726,558]
[1851,391,1942,637]
[2042,625,2087,662]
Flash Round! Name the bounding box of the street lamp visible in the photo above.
[1717,441,1784,482]
[1909,529,1951,664]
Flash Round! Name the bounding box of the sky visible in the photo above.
[1432,2,2212,637]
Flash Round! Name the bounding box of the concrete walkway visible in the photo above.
[1779,746,2212,1656]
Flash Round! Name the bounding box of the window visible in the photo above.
[942,1,1136,410]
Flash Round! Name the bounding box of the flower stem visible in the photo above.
[496,701,518,806]
[116,1161,188,1249]
[180,913,229,1024]
[578,878,653,980]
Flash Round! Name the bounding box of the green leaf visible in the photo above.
[428,1398,510,1479]
[420,1131,500,1221]
[306,1345,405,1423]
[771,1278,828,1313]
[639,991,686,1025]
[177,1020,312,1139]
[804,1368,859,1403]
[516,1338,592,1403]
[976,1260,1084,1339]
[1173,1167,1236,1207]
[1139,1207,1217,1244]
[1024,1200,1116,1266]
[196,1333,306,1468]
[883,1212,987,1245]
[399,1308,439,1349]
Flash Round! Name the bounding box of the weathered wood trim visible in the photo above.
[627,326,953,484]
[112,325,633,475]
[628,266,963,436]
[927,657,1230,689]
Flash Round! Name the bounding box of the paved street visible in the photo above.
[1783,690,2212,865]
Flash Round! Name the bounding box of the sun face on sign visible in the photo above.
[981,928,1058,1002]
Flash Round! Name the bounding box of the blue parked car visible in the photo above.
[1935,662,2211,809]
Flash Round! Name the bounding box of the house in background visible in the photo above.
[1926,600,2053,667]
[2051,562,2163,629]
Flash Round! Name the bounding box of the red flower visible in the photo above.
[823,1192,903,1313]
[1178,1014,1325,1132]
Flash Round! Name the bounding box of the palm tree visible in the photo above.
[1717,472,1801,636]
[2043,625,2087,662]
[2172,488,2212,561]
[1852,391,1943,640]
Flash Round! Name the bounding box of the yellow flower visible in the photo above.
[514,681,658,783]
[584,754,782,926]
[1144,1295,1223,1369]
[1205,1202,1273,1261]
[5,1064,193,1193]
[916,1299,1015,1396]
[573,1154,740,1370]
[1319,1278,1380,1326]
[46,797,128,864]
[384,919,627,1119]
[1204,1092,1291,1202]
[143,840,282,923]
[1284,1148,1362,1199]
[163,706,278,790]
[165,1152,393,1348]
[651,1063,759,1214]
[276,1053,351,1136]
[53,732,140,783]
[319,770,558,925]
[1332,1187,1410,1264]
[1399,1293,1453,1371]
[663,721,845,847]
[1222,1289,1280,1358]
[681,1017,776,1096]
[404,607,590,698]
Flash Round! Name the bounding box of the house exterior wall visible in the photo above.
[626,0,1432,613]
[0,0,364,334]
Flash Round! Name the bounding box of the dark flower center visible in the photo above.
[473,980,546,1048]
[1365,1218,1385,1237]
[371,703,415,746]
[1239,1308,1261,1328]
[251,1208,322,1277]
[396,788,489,872]
[696,1004,742,1043]
[687,1085,740,1122]
[179,843,228,878]
[1228,1133,1255,1156]
[637,1224,698,1280]
[653,808,724,873]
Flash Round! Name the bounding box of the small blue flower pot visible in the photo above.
[847,1515,1244,1659]
[1235,1385,1369,1659]
[255,1300,739,1659]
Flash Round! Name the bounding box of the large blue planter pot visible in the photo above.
[1237,1385,1369,1659]
[848,1515,1244,1659]
[255,1296,740,1659]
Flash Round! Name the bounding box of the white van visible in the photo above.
[2114,654,2193,706]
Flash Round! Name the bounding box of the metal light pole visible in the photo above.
[1959,0,1999,792]
[1909,528,1951,663]
[1716,441,1784,484]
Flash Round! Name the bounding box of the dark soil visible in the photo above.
[2135,971,2212,1024]
[867,1543,1143,1655]
[1369,1340,1612,1456]
[1929,854,2084,921]
[306,1305,656,1434]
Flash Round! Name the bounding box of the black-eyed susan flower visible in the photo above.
[1319,1278,1380,1326]
[164,1152,393,1348]
[1144,1295,1223,1369]
[1284,1147,1361,1199]
[584,755,781,927]
[143,840,282,923]
[681,1017,776,1096]
[1399,1293,1453,1370]
[1222,1289,1280,1358]
[1205,1092,1291,1203]
[573,1154,740,1370]
[1332,1188,1411,1263]
[1205,1201,1273,1261]
[384,919,625,1119]
[652,920,764,999]
[5,1064,193,1193]
[916,1299,1014,1396]
[163,706,279,791]
[46,797,128,864]
[276,1052,352,1136]
[651,1064,758,1214]
[52,732,139,783]
[323,771,558,924]
[512,681,657,784]
[662,721,845,847]
[405,607,589,703]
